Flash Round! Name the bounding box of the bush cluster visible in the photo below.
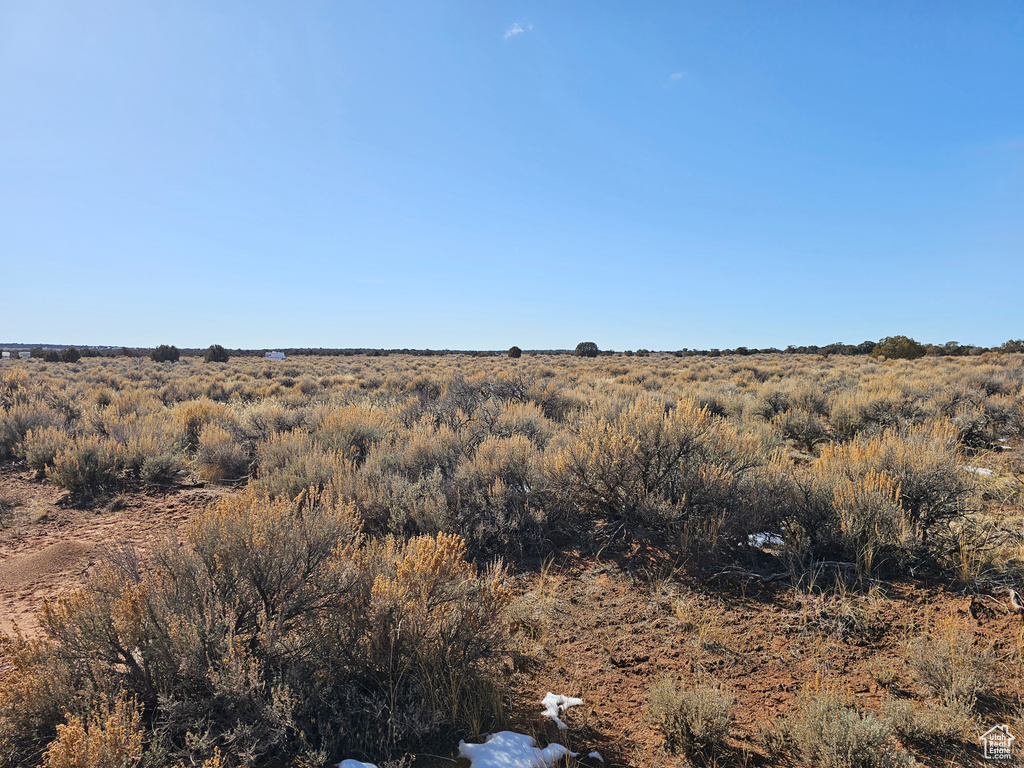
[646,678,734,754]
[772,691,917,768]
[1,352,1011,571]
[0,491,511,767]
[204,344,230,363]
[150,345,180,363]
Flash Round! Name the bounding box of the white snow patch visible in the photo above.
[588,751,604,762]
[459,731,576,768]
[960,465,995,477]
[338,761,377,768]
[542,692,583,731]
[748,532,783,548]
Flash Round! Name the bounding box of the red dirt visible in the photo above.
[0,465,228,636]
[503,548,1024,767]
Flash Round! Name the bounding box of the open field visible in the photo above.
[1,352,1023,767]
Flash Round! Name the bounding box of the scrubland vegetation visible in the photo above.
[1,351,1023,766]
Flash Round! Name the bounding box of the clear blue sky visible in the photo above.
[2,2,1022,350]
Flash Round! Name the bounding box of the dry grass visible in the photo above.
[646,678,734,755]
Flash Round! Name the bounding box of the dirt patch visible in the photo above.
[0,464,228,636]
[504,549,1024,767]
[0,540,95,589]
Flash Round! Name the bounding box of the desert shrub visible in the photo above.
[0,367,33,407]
[172,398,233,453]
[48,435,123,498]
[829,471,910,576]
[789,385,831,416]
[906,618,996,708]
[448,434,544,556]
[115,415,185,486]
[779,691,916,768]
[751,389,791,420]
[872,336,927,360]
[772,408,829,451]
[195,423,250,483]
[313,405,390,466]
[382,420,464,481]
[340,463,451,536]
[345,533,511,754]
[0,397,62,460]
[429,375,487,431]
[507,346,522,358]
[474,399,553,447]
[251,431,339,499]
[149,345,180,363]
[949,403,993,448]
[526,376,584,422]
[60,348,81,364]
[829,389,925,440]
[0,635,86,768]
[233,400,308,447]
[24,427,73,473]
[493,400,553,446]
[646,679,733,754]
[6,493,510,766]
[791,421,972,571]
[204,344,230,363]
[545,396,772,555]
[884,697,976,745]
[40,693,143,768]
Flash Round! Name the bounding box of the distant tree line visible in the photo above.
[5,337,1024,362]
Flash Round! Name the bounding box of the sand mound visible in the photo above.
[0,540,95,588]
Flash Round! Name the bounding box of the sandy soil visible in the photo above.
[0,465,227,636]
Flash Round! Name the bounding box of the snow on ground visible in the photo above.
[542,692,583,731]
[342,692,587,768]
[459,731,576,768]
[960,465,996,477]
[748,532,784,548]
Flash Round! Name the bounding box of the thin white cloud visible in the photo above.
[670,72,684,80]
[504,22,533,39]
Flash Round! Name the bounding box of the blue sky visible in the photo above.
[2,2,1022,350]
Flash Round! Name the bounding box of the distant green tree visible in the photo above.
[29,347,46,359]
[42,350,60,362]
[507,346,522,359]
[999,339,1024,353]
[150,344,181,363]
[635,348,650,357]
[60,347,81,363]
[871,336,926,360]
[575,341,599,358]
[205,344,230,363]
